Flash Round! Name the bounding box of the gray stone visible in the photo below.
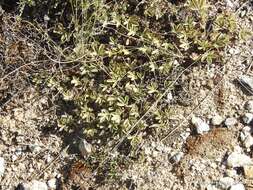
[79,139,92,157]
[224,117,237,128]
[191,116,210,134]
[245,100,253,113]
[242,113,253,125]
[239,75,253,94]
[0,157,5,176]
[230,183,245,190]
[227,152,253,168]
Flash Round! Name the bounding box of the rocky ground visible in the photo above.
[0,0,253,190]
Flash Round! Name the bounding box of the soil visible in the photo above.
[0,0,253,190]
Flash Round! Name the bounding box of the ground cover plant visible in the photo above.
[1,0,251,186]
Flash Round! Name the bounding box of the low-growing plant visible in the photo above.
[17,0,245,182]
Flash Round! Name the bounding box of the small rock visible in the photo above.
[240,126,251,141]
[226,169,237,177]
[230,183,245,190]
[28,144,41,153]
[211,115,223,126]
[78,139,92,157]
[245,100,253,113]
[170,152,184,164]
[166,92,173,103]
[243,165,253,179]
[242,113,253,125]
[218,177,234,189]
[20,180,48,190]
[0,157,5,176]
[47,178,57,189]
[243,135,253,149]
[191,116,210,134]
[239,75,253,94]
[224,117,237,128]
[227,152,253,168]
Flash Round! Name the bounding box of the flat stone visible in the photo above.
[170,152,184,164]
[191,116,210,134]
[244,165,253,179]
[227,152,253,168]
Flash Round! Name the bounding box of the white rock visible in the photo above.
[191,116,210,134]
[211,115,223,126]
[47,178,57,189]
[224,117,237,128]
[245,100,253,113]
[21,180,48,190]
[242,113,253,124]
[227,152,253,168]
[166,92,173,103]
[170,152,184,163]
[218,177,234,189]
[78,139,92,157]
[0,157,5,176]
[230,183,245,190]
[240,126,251,141]
[206,184,218,190]
[244,135,253,149]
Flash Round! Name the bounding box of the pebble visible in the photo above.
[170,152,184,164]
[227,152,253,168]
[245,100,253,113]
[239,75,253,94]
[0,157,5,176]
[240,126,251,141]
[211,115,223,126]
[20,180,48,190]
[191,116,210,134]
[243,135,253,149]
[243,165,253,179]
[242,113,253,125]
[224,117,237,128]
[47,178,57,189]
[78,139,92,157]
[230,183,245,190]
[218,177,234,189]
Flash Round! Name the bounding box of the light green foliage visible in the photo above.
[22,0,242,169]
